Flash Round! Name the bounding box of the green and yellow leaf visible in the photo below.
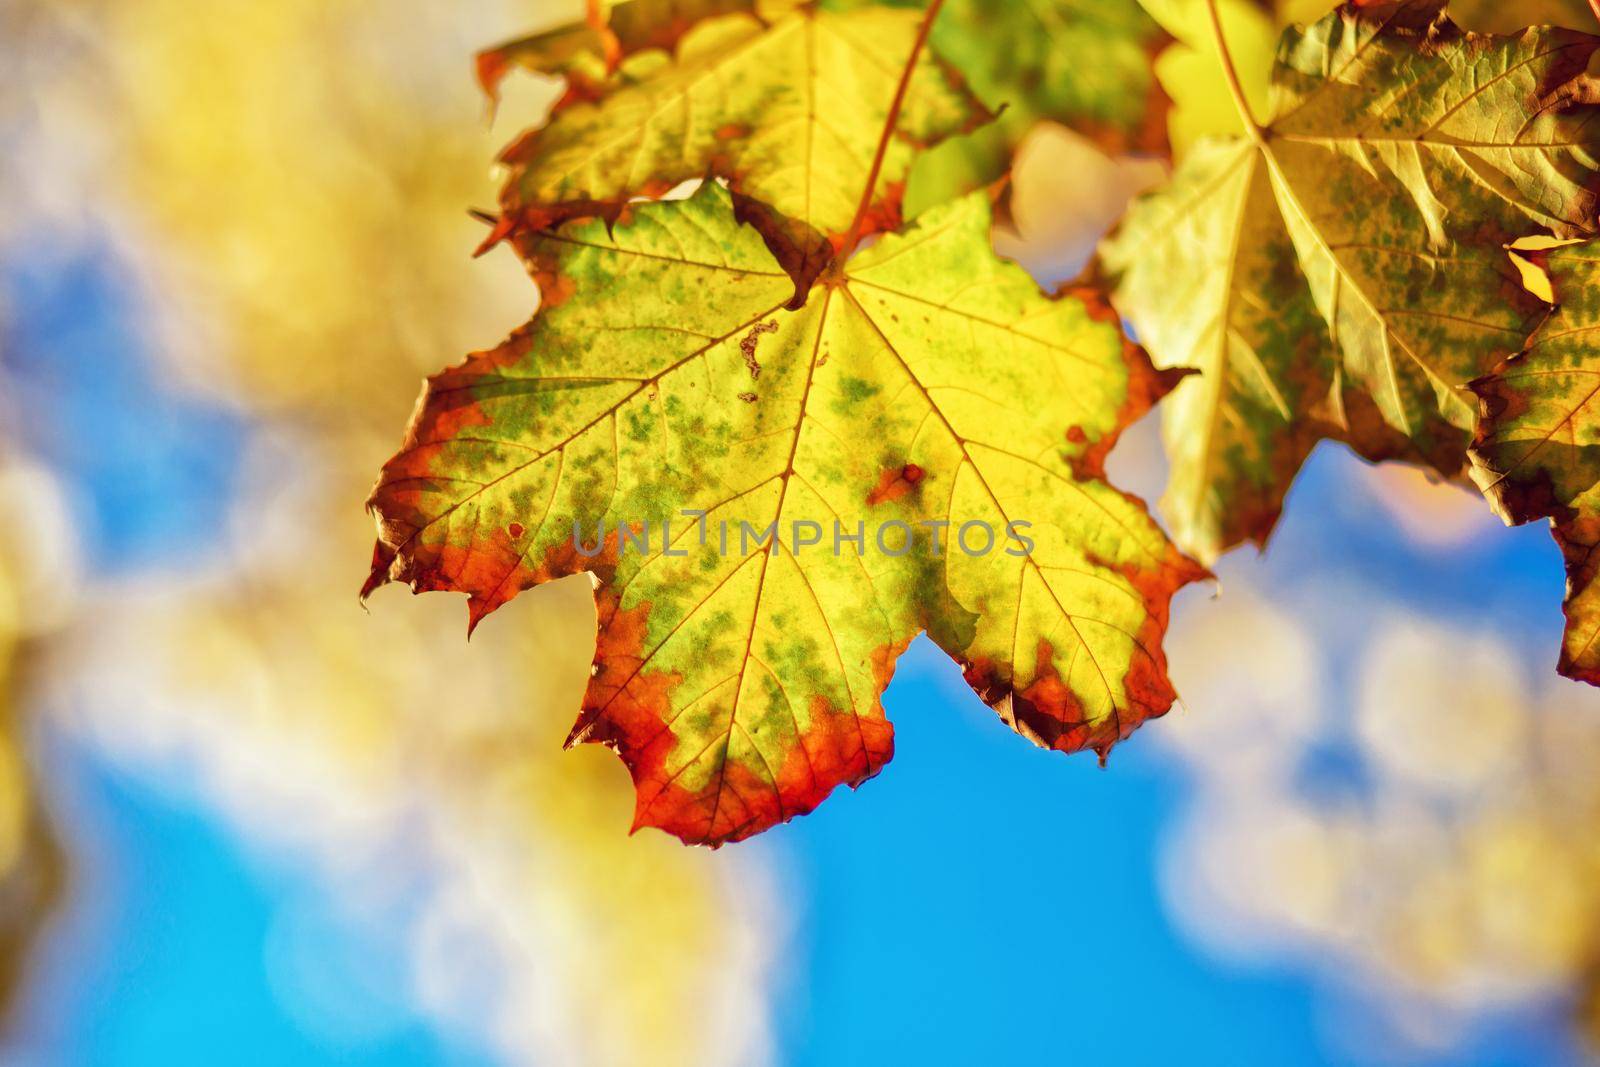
[488,1,990,288]
[1100,0,1600,562]
[922,0,1170,157]
[882,0,1172,216]
[365,183,1203,845]
[1470,241,1600,685]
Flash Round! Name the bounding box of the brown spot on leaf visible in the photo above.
[866,462,925,505]
[738,391,758,403]
[739,320,778,380]
[828,180,907,258]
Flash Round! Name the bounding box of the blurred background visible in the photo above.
[2,0,1600,1064]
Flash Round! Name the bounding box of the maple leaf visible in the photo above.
[1098,0,1600,563]
[482,1,1172,261]
[484,0,990,290]
[364,180,1203,846]
[1469,241,1600,686]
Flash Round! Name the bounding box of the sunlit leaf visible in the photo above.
[1141,0,1279,153]
[1470,241,1600,686]
[489,1,989,287]
[366,184,1203,845]
[1100,0,1600,562]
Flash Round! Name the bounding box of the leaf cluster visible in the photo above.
[366,0,1600,844]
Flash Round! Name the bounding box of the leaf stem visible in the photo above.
[837,0,946,261]
[1204,0,1265,144]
